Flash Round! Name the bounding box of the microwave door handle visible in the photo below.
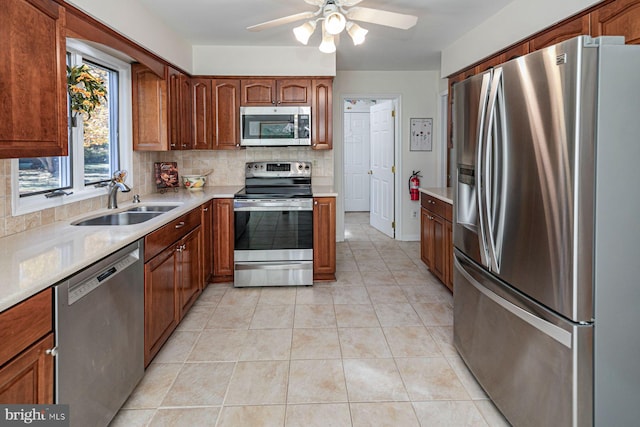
[294,113,299,139]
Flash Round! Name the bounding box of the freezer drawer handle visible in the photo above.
[455,257,572,348]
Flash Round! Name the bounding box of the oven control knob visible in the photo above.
[298,164,303,170]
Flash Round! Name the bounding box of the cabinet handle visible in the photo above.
[236,143,240,147]
[176,245,183,253]
[46,347,58,357]
[175,221,185,229]
[314,201,318,205]
[203,207,209,212]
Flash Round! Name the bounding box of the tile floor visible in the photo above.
[111,213,510,427]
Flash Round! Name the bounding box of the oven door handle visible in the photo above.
[235,261,312,271]
[233,199,313,211]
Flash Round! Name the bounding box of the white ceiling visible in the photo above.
[135,0,514,71]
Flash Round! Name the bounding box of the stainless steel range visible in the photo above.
[234,161,313,287]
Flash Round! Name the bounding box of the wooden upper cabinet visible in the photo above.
[530,14,591,51]
[591,0,640,44]
[311,78,333,150]
[241,78,311,106]
[214,79,241,149]
[502,42,530,62]
[241,79,275,105]
[277,79,311,105]
[0,0,67,158]
[191,79,213,150]
[167,68,192,150]
[132,64,168,151]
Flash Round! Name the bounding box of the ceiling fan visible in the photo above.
[247,0,418,53]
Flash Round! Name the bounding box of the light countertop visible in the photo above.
[419,187,454,204]
[0,186,241,312]
[0,184,337,312]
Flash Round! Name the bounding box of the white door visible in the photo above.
[344,112,370,211]
[370,101,395,238]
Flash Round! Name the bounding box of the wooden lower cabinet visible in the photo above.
[213,198,234,282]
[144,209,202,366]
[313,197,336,281]
[201,201,214,283]
[420,193,453,292]
[0,288,54,404]
[0,334,54,404]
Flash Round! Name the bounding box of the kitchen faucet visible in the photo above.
[107,170,131,209]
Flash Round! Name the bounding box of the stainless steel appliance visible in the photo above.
[453,36,640,427]
[234,161,313,287]
[240,106,311,146]
[54,240,144,427]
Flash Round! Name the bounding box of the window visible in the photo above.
[12,40,132,215]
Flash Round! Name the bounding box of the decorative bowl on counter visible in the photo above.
[182,175,207,190]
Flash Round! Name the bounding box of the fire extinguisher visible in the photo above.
[409,170,421,201]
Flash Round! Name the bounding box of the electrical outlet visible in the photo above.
[411,210,417,218]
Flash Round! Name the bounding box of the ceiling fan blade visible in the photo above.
[338,0,365,6]
[247,11,316,32]
[303,0,325,5]
[345,7,418,30]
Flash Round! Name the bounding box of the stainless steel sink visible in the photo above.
[72,211,164,226]
[125,205,179,213]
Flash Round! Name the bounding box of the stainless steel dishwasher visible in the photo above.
[54,239,144,427]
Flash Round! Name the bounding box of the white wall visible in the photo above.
[441,0,601,76]
[65,0,193,72]
[193,46,336,76]
[333,70,442,241]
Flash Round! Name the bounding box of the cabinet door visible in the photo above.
[277,79,311,105]
[311,79,333,150]
[192,78,213,150]
[313,197,336,280]
[0,0,67,158]
[201,201,214,283]
[144,245,178,366]
[431,214,447,284]
[445,220,453,292]
[529,14,591,51]
[168,69,192,150]
[179,227,202,319]
[132,64,168,151]
[591,0,640,44]
[0,334,54,404]
[213,198,235,280]
[241,79,276,106]
[214,79,241,149]
[420,207,432,268]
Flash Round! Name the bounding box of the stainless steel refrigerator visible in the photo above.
[452,35,640,427]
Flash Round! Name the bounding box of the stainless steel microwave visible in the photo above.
[240,106,311,147]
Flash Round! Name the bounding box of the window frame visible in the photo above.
[11,39,133,216]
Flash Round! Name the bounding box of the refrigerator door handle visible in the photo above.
[454,256,572,348]
[475,72,492,269]
[483,67,506,273]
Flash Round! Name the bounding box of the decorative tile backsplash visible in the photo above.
[0,148,333,238]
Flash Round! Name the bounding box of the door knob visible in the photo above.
[368,170,373,175]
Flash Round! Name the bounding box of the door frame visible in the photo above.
[339,94,402,240]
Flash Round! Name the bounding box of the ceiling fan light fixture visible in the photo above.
[319,26,336,53]
[293,20,317,45]
[346,21,367,45]
[324,11,346,35]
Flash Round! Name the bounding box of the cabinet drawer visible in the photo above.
[421,194,452,222]
[0,289,52,367]
[145,209,200,261]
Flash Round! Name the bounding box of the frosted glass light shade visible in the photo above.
[346,21,368,45]
[324,12,346,35]
[293,21,316,45]
[319,31,336,53]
